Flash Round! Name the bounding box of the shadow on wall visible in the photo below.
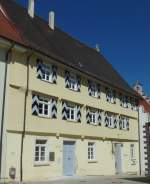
[121,177,150,183]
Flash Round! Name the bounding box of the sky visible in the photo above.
[16,0,150,95]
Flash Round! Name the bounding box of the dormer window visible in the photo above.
[106,88,116,104]
[65,71,81,92]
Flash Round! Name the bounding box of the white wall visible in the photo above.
[0,47,7,180]
[0,48,6,135]
[139,106,149,175]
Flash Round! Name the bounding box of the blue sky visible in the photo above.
[16,0,150,95]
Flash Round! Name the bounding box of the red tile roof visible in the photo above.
[0,7,26,45]
[139,98,150,113]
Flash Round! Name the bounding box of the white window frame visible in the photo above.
[34,139,48,165]
[89,111,97,125]
[38,96,51,118]
[107,89,115,104]
[108,113,114,128]
[130,144,135,160]
[121,117,128,130]
[88,142,96,161]
[122,96,128,108]
[131,99,138,111]
[90,83,99,98]
[66,104,77,122]
[41,64,53,83]
[69,74,78,91]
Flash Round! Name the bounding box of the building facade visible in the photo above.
[0,0,140,182]
[134,81,150,175]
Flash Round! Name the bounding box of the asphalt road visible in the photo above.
[29,175,150,184]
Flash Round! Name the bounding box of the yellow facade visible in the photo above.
[0,45,139,181]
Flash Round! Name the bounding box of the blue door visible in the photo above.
[63,141,75,176]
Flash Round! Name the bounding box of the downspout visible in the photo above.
[0,43,14,179]
[20,52,33,182]
[138,106,142,175]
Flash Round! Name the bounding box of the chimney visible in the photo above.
[28,0,34,18]
[49,11,55,30]
[96,44,100,52]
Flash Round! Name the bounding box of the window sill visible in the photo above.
[89,123,98,126]
[107,126,116,129]
[120,128,128,131]
[68,87,79,92]
[38,115,51,119]
[41,79,54,84]
[90,95,100,99]
[34,162,50,167]
[88,160,98,163]
[130,159,137,165]
[66,119,79,123]
[121,106,128,109]
[107,101,116,105]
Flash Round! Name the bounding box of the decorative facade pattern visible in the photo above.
[32,94,57,118]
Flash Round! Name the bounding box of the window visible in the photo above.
[89,111,97,124]
[122,117,128,130]
[42,65,52,83]
[38,97,51,118]
[88,142,96,161]
[91,83,98,98]
[108,113,114,128]
[106,89,116,104]
[130,144,135,160]
[35,139,47,164]
[122,96,128,108]
[69,75,78,91]
[66,105,76,121]
[131,98,138,111]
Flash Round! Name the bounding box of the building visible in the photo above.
[0,0,140,182]
[134,81,150,175]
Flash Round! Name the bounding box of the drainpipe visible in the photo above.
[20,51,33,182]
[138,108,142,175]
[0,43,14,179]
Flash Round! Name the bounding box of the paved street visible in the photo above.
[29,175,150,184]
